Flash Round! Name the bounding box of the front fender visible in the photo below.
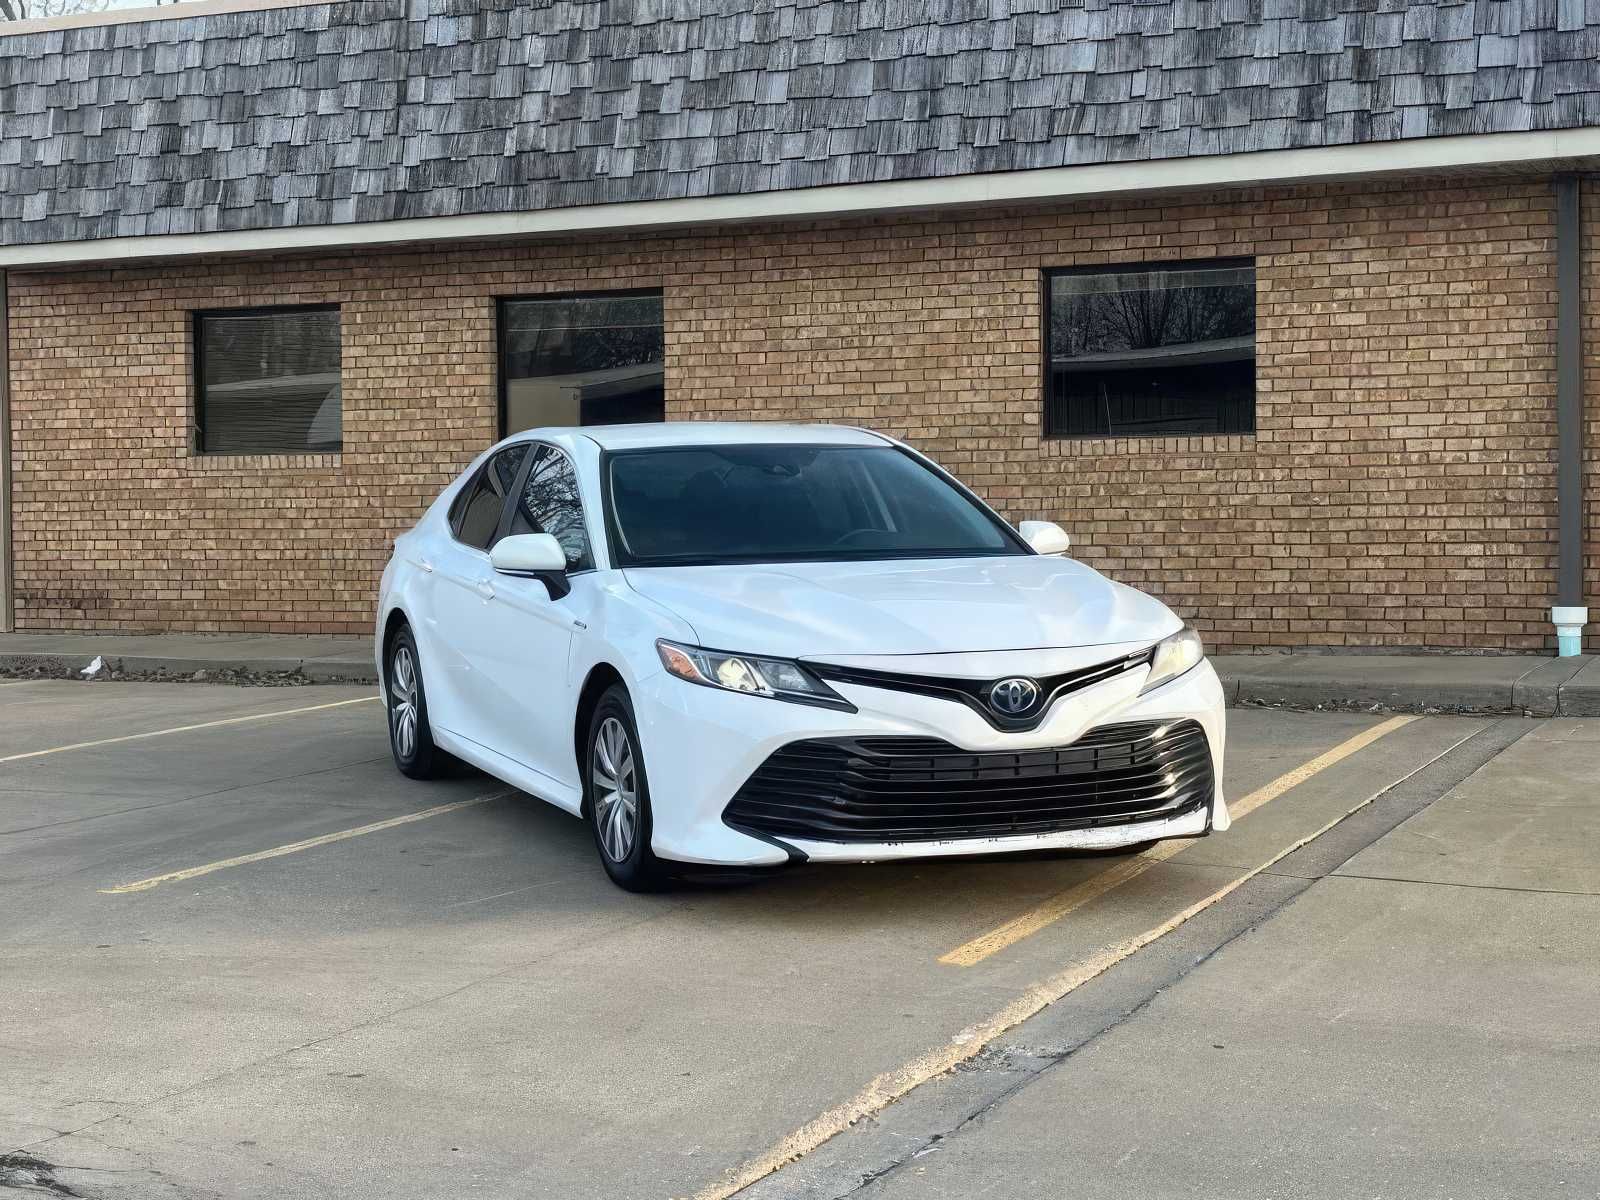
[567,574,698,777]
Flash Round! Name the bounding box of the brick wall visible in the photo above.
[5,175,1576,650]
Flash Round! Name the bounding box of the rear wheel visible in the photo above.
[386,626,445,780]
[585,686,671,892]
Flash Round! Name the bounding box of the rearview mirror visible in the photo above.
[489,533,568,576]
[1018,520,1071,556]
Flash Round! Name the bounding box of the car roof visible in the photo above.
[525,422,894,452]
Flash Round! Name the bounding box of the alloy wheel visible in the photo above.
[591,716,639,863]
[389,645,419,761]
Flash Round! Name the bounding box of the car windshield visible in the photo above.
[605,444,1026,566]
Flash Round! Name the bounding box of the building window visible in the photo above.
[1045,261,1255,439]
[195,306,341,454]
[500,292,664,434]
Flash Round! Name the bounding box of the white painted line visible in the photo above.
[938,715,1418,966]
[100,789,514,894]
[0,695,379,765]
[691,715,1462,1200]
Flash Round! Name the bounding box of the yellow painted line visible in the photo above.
[1223,714,1418,822]
[0,695,379,765]
[691,715,1443,1200]
[100,789,513,894]
[938,714,1418,967]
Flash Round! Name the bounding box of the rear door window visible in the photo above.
[450,444,530,551]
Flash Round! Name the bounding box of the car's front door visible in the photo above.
[471,443,601,790]
[428,442,530,750]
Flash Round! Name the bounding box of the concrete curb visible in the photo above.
[1214,654,1600,718]
[1558,656,1600,716]
[0,652,378,685]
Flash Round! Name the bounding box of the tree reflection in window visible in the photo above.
[510,448,593,571]
[1046,262,1255,438]
[501,293,664,434]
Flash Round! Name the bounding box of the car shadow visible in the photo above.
[422,768,1145,938]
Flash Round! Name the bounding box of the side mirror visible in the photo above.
[489,533,569,592]
[1018,520,1071,556]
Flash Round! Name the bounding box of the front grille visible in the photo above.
[807,648,1153,732]
[724,720,1213,844]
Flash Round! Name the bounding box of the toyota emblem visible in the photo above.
[988,676,1042,717]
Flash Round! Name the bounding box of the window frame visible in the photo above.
[192,302,342,456]
[495,289,666,437]
[1040,258,1256,442]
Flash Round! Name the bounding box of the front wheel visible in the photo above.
[585,686,671,892]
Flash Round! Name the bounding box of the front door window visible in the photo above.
[509,447,593,571]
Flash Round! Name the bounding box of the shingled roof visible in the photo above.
[2,0,1599,248]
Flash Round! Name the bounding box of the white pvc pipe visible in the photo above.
[1552,606,1589,657]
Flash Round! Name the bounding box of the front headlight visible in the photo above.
[656,641,853,710]
[1141,627,1204,694]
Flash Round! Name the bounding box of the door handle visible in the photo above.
[475,578,497,601]
[417,558,434,574]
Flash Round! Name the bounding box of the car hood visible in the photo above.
[622,557,1182,659]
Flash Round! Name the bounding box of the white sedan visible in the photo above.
[376,423,1228,891]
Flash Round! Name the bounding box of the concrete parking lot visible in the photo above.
[2,679,1596,1199]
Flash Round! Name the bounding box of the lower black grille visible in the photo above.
[724,720,1212,844]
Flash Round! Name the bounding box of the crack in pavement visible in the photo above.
[1312,870,1600,898]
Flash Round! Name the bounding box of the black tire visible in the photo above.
[584,685,671,892]
[385,625,446,780]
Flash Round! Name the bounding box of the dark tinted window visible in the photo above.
[607,445,1023,566]
[451,444,530,551]
[501,293,664,433]
[508,447,593,571]
[196,307,341,453]
[1046,262,1254,438]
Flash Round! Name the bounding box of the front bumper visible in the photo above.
[633,654,1228,867]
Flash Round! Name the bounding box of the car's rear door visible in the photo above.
[426,442,531,749]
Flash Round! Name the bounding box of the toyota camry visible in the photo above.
[376,423,1228,891]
